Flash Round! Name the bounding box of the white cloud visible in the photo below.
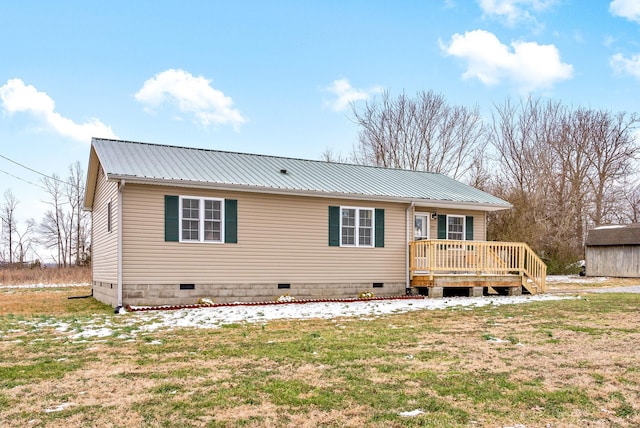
[477,0,556,27]
[323,78,383,112]
[610,53,640,79]
[135,69,246,129]
[0,78,116,143]
[441,29,573,92]
[610,0,640,23]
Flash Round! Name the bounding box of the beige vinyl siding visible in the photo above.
[90,168,119,305]
[414,209,486,241]
[121,184,406,286]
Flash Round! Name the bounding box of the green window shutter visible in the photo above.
[328,206,340,246]
[225,199,238,243]
[437,215,447,239]
[374,208,384,247]
[465,216,474,241]
[164,195,179,242]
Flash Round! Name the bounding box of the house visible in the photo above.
[84,138,545,308]
[584,224,640,277]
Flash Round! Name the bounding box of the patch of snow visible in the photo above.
[70,327,113,339]
[546,275,608,284]
[0,283,89,290]
[135,295,569,332]
[44,402,74,413]
[399,409,425,417]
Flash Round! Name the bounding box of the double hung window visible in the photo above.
[180,196,224,243]
[447,215,465,240]
[341,207,374,247]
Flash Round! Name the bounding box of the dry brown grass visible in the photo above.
[1,282,640,427]
[0,286,94,315]
[0,265,90,286]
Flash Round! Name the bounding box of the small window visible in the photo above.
[179,196,225,243]
[107,201,112,233]
[447,215,465,240]
[340,207,374,247]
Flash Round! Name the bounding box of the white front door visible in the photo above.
[414,214,430,240]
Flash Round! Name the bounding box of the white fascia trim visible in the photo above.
[105,175,512,212]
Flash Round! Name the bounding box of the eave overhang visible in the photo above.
[101,174,513,212]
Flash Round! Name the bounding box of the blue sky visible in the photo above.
[1,0,640,257]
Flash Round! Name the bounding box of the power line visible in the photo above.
[0,169,48,191]
[0,153,73,186]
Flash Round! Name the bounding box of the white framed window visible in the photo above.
[340,207,374,247]
[414,213,429,240]
[179,196,224,243]
[447,215,465,240]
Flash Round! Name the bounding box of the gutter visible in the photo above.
[116,179,125,311]
[405,202,415,294]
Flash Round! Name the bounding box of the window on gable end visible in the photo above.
[107,201,112,233]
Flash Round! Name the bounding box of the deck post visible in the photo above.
[507,286,522,296]
[428,287,444,298]
[469,286,483,297]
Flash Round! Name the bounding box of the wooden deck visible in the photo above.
[409,239,546,295]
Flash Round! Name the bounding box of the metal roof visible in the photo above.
[585,224,640,246]
[86,138,511,210]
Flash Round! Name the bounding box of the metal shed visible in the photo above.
[585,224,640,277]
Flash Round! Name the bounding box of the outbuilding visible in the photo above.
[584,224,640,277]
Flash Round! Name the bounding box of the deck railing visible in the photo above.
[409,239,546,292]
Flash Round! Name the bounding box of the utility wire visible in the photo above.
[0,169,48,191]
[0,153,73,186]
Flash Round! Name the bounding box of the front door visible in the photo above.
[414,214,429,240]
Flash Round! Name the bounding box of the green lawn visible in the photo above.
[0,286,639,427]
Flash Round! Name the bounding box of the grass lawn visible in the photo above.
[0,282,639,427]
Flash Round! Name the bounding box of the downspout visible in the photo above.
[405,202,415,294]
[116,179,125,311]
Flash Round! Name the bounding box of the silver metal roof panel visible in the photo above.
[91,138,510,209]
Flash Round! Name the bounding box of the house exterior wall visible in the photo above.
[414,209,486,241]
[90,168,119,306]
[89,178,491,307]
[585,245,640,277]
[118,184,408,306]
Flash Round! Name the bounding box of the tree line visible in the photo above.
[328,91,639,273]
[3,92,638,273]
[0,161,89,267]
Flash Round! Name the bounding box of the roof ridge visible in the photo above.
[92,137,443,176]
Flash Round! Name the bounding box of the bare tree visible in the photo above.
[14,218,36,263]
[621,181,640,223]
[66,161,87,265]
[582,110,640,226]
[487,96,640,272]
[320,147,349,163]
[0,189,19,264]
[350,90,486,180]
[40,174,68,267]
